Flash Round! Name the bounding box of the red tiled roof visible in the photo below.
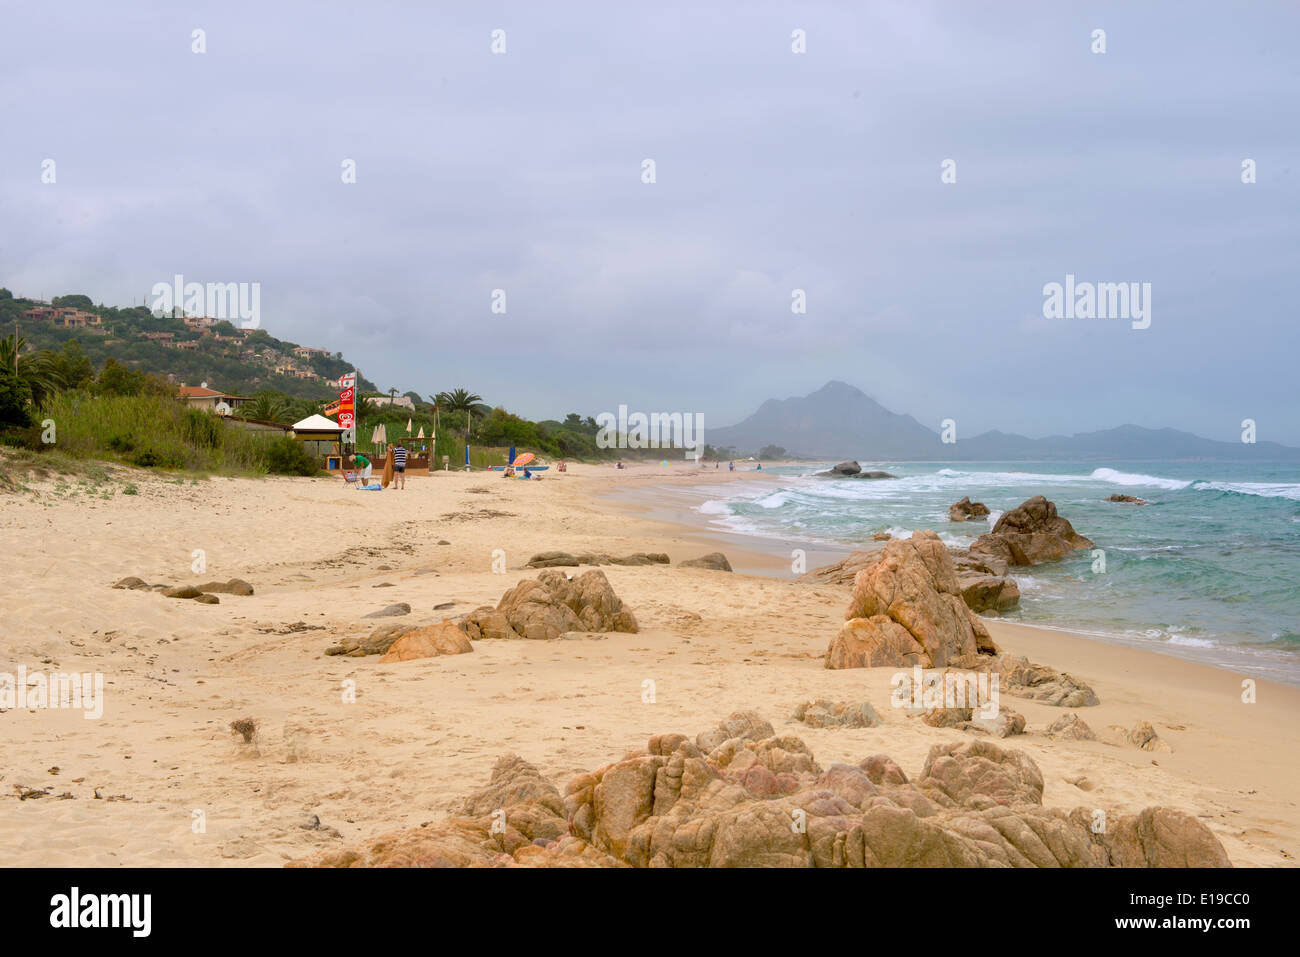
[177,386,224,398]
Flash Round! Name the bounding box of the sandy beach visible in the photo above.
[1,460,1296,867]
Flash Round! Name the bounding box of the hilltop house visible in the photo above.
[20,305,102,327]
[366,395,416,411]
[177,385,250,415]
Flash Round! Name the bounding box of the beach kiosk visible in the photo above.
[290,413,346,468]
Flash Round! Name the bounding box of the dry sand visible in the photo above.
[1,460,1296,867]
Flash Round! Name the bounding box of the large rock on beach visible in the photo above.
[461,569,638,641]
[971,496,1093,566]
[363,602,412,619]
[825,532,998,669]
[197,578,255,596]
[679,552,733,572]
[378,620,474,663]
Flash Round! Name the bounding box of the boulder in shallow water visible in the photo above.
[958,575,1021,613]
[970,495,1094,566]
[948,496,991,522]
[1106,494,1149,505]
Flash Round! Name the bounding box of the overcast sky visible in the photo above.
[3,1,1297,443]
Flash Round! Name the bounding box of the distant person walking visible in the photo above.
[392,442,408,489]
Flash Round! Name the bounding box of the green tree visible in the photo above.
[243,391,292,423]
[52,294,95,310]
[0,368,32,427]
[95,358,168,397]
[0,333,67,408]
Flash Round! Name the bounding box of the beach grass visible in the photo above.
[34,392,280,474]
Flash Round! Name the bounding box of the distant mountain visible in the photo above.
[707,381,939,458]
[708,381,1300,461]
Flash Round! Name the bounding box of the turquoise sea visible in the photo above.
[687,461,1300,685]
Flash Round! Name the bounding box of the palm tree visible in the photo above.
[433,388,482,413]
[244,391,292,423]
[1,332,66,408]
[433,388,483,439]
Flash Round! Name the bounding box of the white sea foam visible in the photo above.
[1191,481,1300,501]
[1089,467,1191,490]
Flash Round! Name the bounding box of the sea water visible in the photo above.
[687,461,1300,685]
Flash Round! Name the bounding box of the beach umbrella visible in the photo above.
[417,427,425,439]
[512,451,535,467]
[406,418,413,434]
[370,424,382,444]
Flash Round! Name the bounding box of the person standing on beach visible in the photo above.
[352,452,373,484]
[392,442,408,489]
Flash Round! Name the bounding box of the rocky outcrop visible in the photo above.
[458,569,638,641]
[378,621,474,663]
[948,497,990,522]
[293,754,621,868]
[525,551,669,568]
[294,714,1231,868]
[825,532,998,670]
[807,546,1019,614]
[1047,713,1097,741]
[196,578,255,596]
[950,652,1101,708]
[802,550,884,586]
[162,584,203,599]
[326,620,472,658]
[872,532,892,541]
[791,699,882,729]
[1110,720,1170,752]
[971,495,1094,566]
[816,461,896,479]
[117,577,254,600]
[363,602,411,619]
[958,575,1021,613]
[1106,494,1149,505]
[678,552,733,572]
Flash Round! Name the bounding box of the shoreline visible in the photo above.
[597,464,1300,687]
[1,459,1296,867]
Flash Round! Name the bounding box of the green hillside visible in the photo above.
[0,289,377,398]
